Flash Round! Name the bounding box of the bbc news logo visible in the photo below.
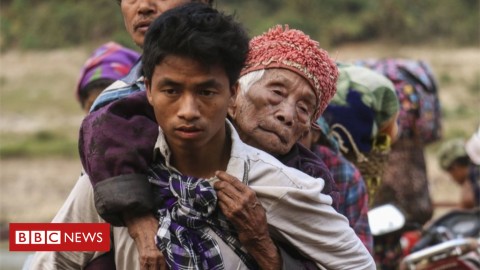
[10,223,110,251]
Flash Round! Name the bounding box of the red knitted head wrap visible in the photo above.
[241,25,338,122]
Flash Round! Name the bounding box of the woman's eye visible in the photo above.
[272,89,283,96]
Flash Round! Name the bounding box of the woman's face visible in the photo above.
[230,69,316,156]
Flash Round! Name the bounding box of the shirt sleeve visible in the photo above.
[79,91,158,225]
[247,157,376,270]
[276,243,318,270]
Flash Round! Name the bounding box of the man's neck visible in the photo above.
[169,129,232,179]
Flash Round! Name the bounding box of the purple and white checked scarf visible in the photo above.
[148,160,259,270]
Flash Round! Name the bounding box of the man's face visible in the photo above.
[448,164,469,185]
[146,55,235,154]
[120,0,207,47]
[230,69,316,156]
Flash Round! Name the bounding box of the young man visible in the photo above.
[79,22,345,270]
[80,12,340,270]
[34,4,375,270]
[122,4,375,269]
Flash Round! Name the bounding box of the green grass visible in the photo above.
[467,74,480,95]
[0,130,78,158]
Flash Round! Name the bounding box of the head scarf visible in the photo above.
[323,64,399,153]
[241,25,338,122]
[76,42,140,100]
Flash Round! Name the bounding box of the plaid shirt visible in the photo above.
[311,144,373,253]
[148,159,258,270]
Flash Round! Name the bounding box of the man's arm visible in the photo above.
[81,90,170,269]
[79,91,158,225]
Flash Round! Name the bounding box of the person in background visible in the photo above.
[76,41,140,113]
[322,63,400,207]
[320,63,401,268]
[299,116,373,253]
[466,127,480,206]
[355,59,441,228]
[438,132,480,208]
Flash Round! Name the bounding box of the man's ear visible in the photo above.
[228,82,239,118]
[144,79,154,106]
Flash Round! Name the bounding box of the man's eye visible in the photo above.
[161,89,178,95]
[199,89,216,96]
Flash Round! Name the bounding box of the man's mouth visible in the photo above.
[175,126,202,139]
[134,20,152,32]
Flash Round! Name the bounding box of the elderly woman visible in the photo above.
[229,26,373,252]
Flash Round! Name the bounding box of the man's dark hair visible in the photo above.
[142,2,249,86]
[447,156,471,170]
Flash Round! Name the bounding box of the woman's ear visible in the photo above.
[228,82,239,118]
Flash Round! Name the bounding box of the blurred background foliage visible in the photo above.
[0,0,478,52]
[0,0,477,227]
[0,0,478,158]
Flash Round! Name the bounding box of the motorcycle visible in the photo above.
[369,205,480,270]
[369,204,417,269]
[400,207,480,270]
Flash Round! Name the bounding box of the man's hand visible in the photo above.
[214,171,281,270]
[124,213,167,270]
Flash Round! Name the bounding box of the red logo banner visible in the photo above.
[9,223,110,251]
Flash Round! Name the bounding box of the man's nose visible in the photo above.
[137,0,157,16]
[178,94,201,120]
